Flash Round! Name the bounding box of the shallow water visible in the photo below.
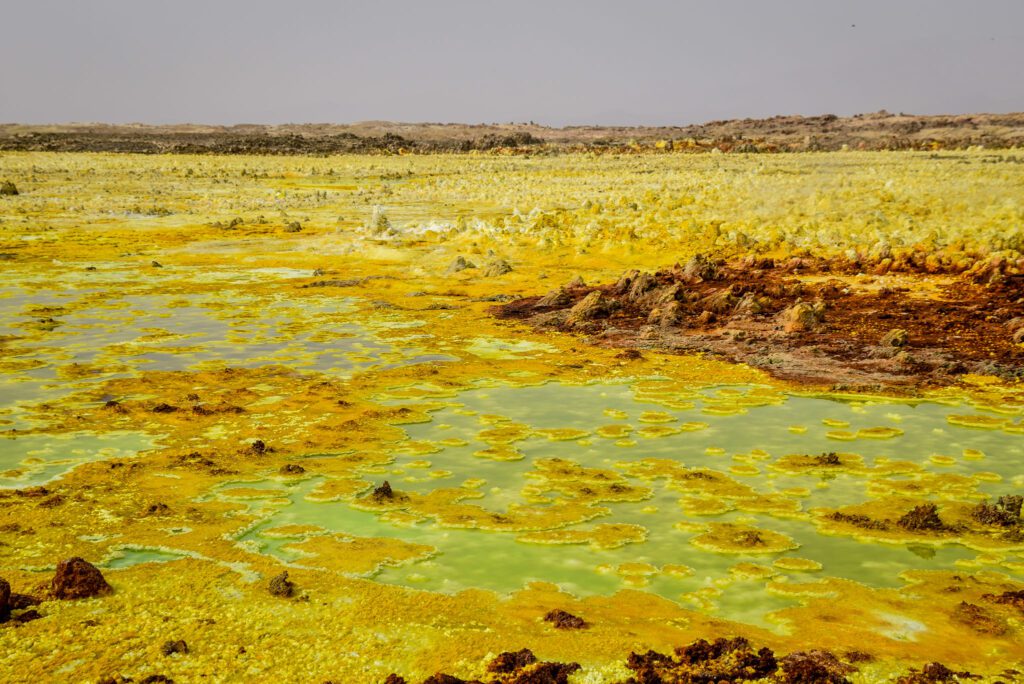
[0,430,158,488]
[1,280,452,436]
[227,380,1021,625]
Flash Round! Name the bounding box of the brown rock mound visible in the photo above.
[897,504,947,532]
[543,609,587,630]
[51,557,112,600]
[268,571,296,598]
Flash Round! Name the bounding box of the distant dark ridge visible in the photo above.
[2,112,1023,154]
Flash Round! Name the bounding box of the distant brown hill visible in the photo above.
[2,111,1022,154]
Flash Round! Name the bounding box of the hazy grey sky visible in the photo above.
[1,0,1022,126]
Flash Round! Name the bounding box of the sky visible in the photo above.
[1,0,1022,127]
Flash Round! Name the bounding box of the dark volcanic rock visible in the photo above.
[981,589,1024,610]
[896,661,977,684]
[51,557,112,600]
[951,601,1008,635]
[508,661,580,684]
[369,480,409,504]
[778,650,855,684]
[0,181,18,196]
[972,495,1022,527]
[13,609,42,624]
[245,439,272,455]
[487,649,537,673]
[422,674,476,684]
[0,577,9,622]
[626,637,778,683]
[543,609,587,630]
[268,571,296,598]
[897,504,946,532]
[161,639,189,656]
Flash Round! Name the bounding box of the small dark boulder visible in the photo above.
[246,439,270,455]
[509,661,580,684]
[778,650,855,684]
[0,181,19,196]
[0,578,9,622]
[543,609,587,630]
[896,661,976,684]
[51,557,112,600]
[421,674,474,684]
[13,609,42,624]
[487,649,537,673]
[161,640,189,656]
[816,452,842,466]
[279,464,306,476]
[368,481,407,501]
[268,571,296,598]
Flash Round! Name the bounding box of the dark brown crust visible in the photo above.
[493,257,1024,389]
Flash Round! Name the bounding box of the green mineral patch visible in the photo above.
[517,523,647,549]
[281,534,435,576]
[102,547,191,569]
[638,411,676,424]
[596,423,633,439]
[947,414,1011,429]
[691,523,800,554]
[533,427,591,441]
[857,426,904,439]
[636,425,681,439]
[772,557,823,572]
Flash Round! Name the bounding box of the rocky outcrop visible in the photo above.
[51,557,112,600]
[543,609,587,629]
[565,291,613,327]
[778,301,825,332]
[268,571,296,598]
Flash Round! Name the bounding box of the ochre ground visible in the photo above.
[1,151,1023,683]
